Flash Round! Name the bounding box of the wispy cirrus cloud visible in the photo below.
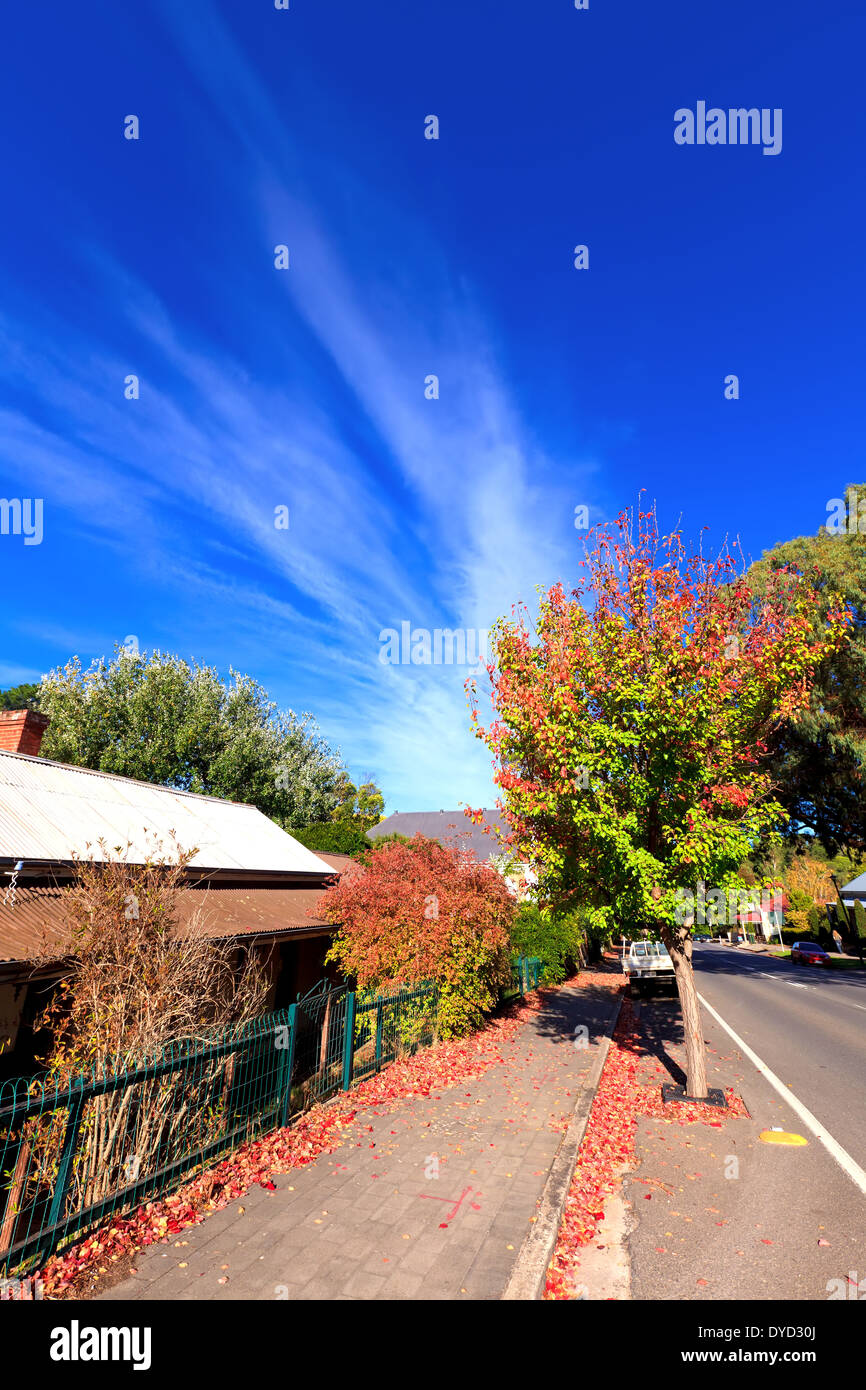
[0,2,606,811]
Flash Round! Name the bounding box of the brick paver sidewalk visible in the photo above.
[100,975,620,1302]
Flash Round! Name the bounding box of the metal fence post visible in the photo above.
[46,1089,85,1232]
[279,1003,297,1127]
[374,1002,385,1073]
[341,992,356,1090]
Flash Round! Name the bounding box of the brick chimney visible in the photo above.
[0,710,50,756]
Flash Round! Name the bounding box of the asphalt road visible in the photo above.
[693,942,866,1173]
[625,943,866,1301]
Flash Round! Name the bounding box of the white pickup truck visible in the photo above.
[621,938,677,997]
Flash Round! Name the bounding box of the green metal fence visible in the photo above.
[0,961,540,1276]
[507,955,541,996]
[350,983,439,1085]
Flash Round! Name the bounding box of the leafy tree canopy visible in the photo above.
[746,482,866,857]
[321,834,515,1037]
[292,821,373,858]
[471,507,849,1095]
[331,773,385,826]
[0,682,41,710]
[37,648,347,829]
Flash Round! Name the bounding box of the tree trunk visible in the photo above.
[659,924,708,1098]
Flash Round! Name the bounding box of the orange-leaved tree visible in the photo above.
[320,834,515,1037]
[469,507,850,1098]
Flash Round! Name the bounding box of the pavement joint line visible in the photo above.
[697,989,866,1198]
[500,989,624,1302]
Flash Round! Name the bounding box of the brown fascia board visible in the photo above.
[0,957,66,983]
[0,922,337,975]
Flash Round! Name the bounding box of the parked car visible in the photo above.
[694,934,711,942]
[791,941,831,966]
[621,938,677,997]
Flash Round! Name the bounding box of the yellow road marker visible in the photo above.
[759,1130,808,1146]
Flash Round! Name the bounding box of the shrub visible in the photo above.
[24,840,268,1214]
[320,835,514,1038]
[787,888,815,913]
[293,821,370,857]
[510,904,584,984]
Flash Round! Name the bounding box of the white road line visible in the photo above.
[749,971,866,1011]
[697,990,866,1199]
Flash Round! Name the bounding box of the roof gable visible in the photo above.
[366,808,508,860]
[0,750,333,876]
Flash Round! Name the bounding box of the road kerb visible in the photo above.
[501,990,624,1301]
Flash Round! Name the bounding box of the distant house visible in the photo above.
[366,807,535,899]
[0,710,347,1076]
[839,871,866,911]
[366,808,509,861]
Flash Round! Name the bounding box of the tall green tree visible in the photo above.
[0,682,41,710]
[746,483,866,856]
[331,774,384,825]
[37,648,346,829]
[471,509,848,1098]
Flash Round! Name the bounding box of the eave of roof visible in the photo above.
[0,882,338,964]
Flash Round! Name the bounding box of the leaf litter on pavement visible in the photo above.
[544,989,748,1300]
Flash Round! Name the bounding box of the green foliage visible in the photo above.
[331,774,384,825]
[36,648,345,828]
[781,925,813,944]
[293,821,371,857]
[510,904,584,984]
[746,484,866,856]
[854,900,866,940]
[365,831,412,850]
[785,909,812,935]
[787,888,814,912]
[0,683,40,710]
[472,510,845,946]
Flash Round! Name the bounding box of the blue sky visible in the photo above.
[1,1,864,813]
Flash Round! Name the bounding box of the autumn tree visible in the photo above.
[319,834,515,1037]
[470,508,849,1098]
[33,841,268,1074]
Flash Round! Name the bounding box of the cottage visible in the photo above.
[0,709,347,1075]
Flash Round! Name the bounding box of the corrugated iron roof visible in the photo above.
[0,750,334,876]
[0,882,337,963]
